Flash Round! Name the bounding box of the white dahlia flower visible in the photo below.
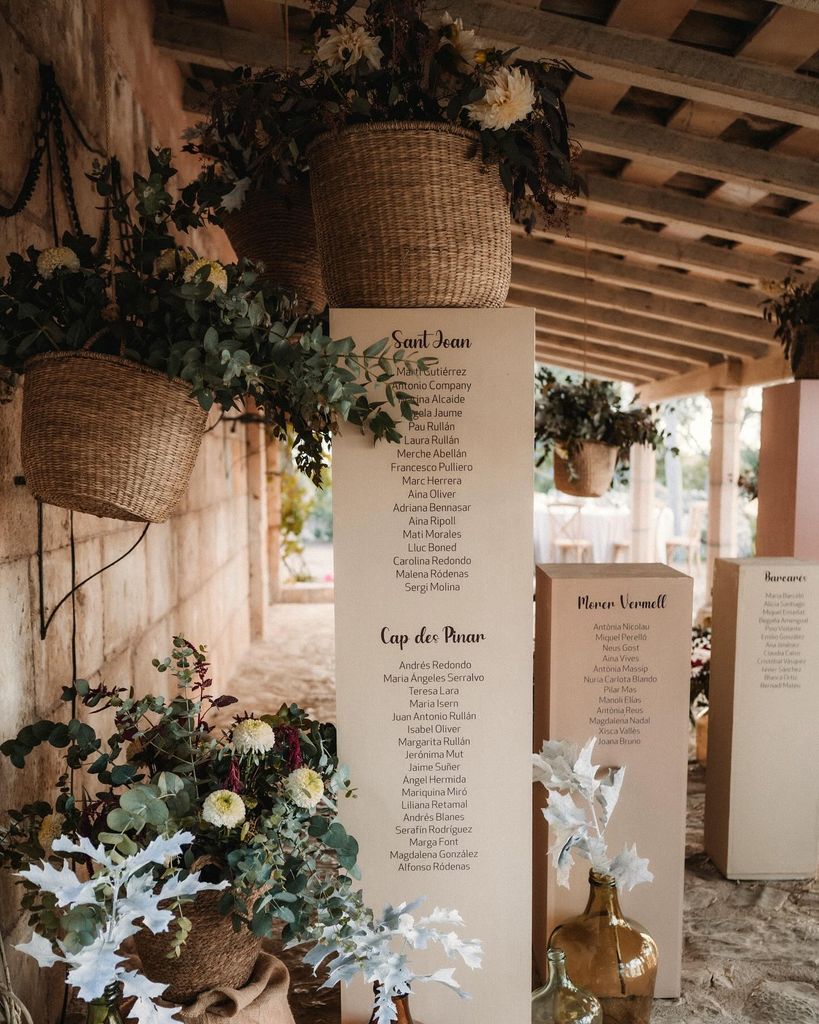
[285,767,324,809]
[183,257,229,294]
[233,718,276,756]
[439,11,483,64]
[467,66,536,131]
[36,246,81,279]
[202,789,246,828]
[316,24,383,72]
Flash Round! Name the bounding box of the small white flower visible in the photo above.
[183,257,228,294]
[36,246,81,279]
[222,176,252,213]
[316,24,383,72]
[467,66,536,131]
[202,789,246,828]
[439,11,483,64]
[233,718,276,755]
[285,766,324,809]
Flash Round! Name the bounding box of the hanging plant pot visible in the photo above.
[554,441,618,498]
[21,350,207,523]
[134,888,264,1005]
[222,183,327,311]
[790,324,819,379]
[308,121,511,308]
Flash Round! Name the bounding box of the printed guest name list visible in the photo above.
[332,308,534,1024]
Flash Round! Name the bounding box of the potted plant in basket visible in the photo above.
[215,0,583,309]
[0,148,427,521]
[0,637,361,1007]
[762,275,819,379]
[534,370,672,498]
[182,68,327,310]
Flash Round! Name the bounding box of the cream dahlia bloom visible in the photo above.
[316,24,383,72]
[183,257,229,294]
[36,246,81,279]
[233,718,276,756]
[285,767,324,809]
[37,813,65,853]
[439,11,483,64]
[467,66,536,131]
[202,789,246,828]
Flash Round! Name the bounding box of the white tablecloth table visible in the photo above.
[533,497,674,564]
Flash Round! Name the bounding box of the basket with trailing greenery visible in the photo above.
[534,370,672,498]
[0,150,424,521]
[762,275,819,379]
[0,638,361,1007]
[183,69,327,310]
[211,0,582,308]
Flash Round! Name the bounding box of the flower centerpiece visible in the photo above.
[1,637,361,1003]
[762,274,819,379]
[534,370,673,497]
[303,894,482,1023]
[182,69,326,309]
[533,737,657,1023]
[187,1,584,308]
[0,148,426,520]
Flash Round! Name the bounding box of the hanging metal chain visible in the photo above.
[0,67,53,219]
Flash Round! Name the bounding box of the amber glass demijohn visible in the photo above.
[369,991,414,1023]
[532,947,603,1023]
[548,871,657,1024]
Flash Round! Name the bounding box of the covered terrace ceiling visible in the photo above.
[155,0,819,400]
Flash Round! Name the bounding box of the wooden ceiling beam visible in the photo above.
[536,330,694,375]
[508,290,770,359]
[535,348,650,383]
[635,352,791,402]
[512,265,773,343]
[154,12,305,70]
[572,109,819,204]
[513,238,767,317]
[580,175,819,259]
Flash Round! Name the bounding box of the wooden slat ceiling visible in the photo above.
[157,0,819,398]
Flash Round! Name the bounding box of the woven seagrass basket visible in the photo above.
[554,440,618,498]
[223,183,327,310]
[308,121,511,308]
[134,888,264,1004]
[21,350,207,523]
[792,324,819,379]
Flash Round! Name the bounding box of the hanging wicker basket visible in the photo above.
[134,888,264,1005]
[791,325,819,379]
[308,121,511,308]
[554,441,618,498]
[21,350,207,523]
[222,183,327,311]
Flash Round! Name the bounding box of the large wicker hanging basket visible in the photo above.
[554,441,618,498]
[223,183,327,310]
[792,325,819,379]
[21,350,207,523]
[134,889,264,1004]
[308,121,512,308]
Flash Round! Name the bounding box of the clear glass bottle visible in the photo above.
[549,871,657,1024]
[532,947,603,1023]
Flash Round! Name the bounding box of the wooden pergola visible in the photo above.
[156,0,819,577]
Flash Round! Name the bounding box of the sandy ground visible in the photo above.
[225,604,818,1024]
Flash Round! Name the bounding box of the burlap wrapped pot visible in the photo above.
[554,441,618,498]
[308,121,511,308]
[21,350,207,523]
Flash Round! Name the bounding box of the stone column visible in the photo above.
[757,380,819,559]
[706,388,742,593]
[266,435,282,603]
[630,443,657,561]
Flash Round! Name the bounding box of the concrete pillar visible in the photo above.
[630,443,656,562]
[266,435,282,603]
[706,388,742,593]
[757,380,819,560]
[245,421,269,640]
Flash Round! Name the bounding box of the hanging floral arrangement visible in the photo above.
[762,274,819,379]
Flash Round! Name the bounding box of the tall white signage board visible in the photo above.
[705,557,819,879]
[533,563,693,999]
[332,308,534,1024]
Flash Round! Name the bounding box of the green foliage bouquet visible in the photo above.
[0,149,425,481]
[762,275,819,376]
[0,638,359,946]
[534,370,673,482]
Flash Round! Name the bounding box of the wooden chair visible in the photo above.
[665,501,706,575]
[611,540,631,562]
[549,503,593,563]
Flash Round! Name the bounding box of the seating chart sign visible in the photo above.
[332,308,534,1024]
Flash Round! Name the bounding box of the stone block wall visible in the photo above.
[0,2,267,1018]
